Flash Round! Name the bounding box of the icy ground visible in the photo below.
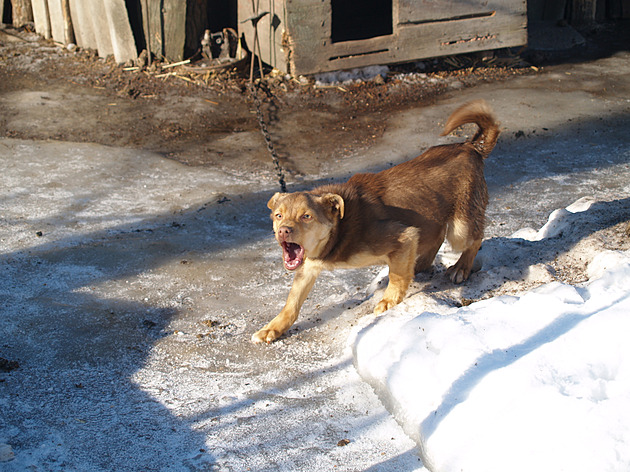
[1,50,630,471]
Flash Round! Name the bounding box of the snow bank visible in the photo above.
[352,202,630,472]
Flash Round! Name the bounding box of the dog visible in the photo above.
[252,100,499,344]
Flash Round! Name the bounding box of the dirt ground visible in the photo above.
[0,24,562,177]
[1,21,627,180]
[2,21,628,182]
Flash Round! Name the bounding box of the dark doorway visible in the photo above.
[331,0,393,43]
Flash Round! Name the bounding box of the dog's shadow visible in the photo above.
[372,197,630,312]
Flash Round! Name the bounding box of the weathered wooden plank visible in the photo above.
[69,0,97,49]
[142,0,164,59]
[238,0,286,67]
[31,0,52,39]
[103,0,138,62]
[394,15,527,58]
[162,0,186,61]
[11,0,33,27]
[285,3,331,42]
[46,0,65,42]
[87,0,114,57]
[399,0,496,24]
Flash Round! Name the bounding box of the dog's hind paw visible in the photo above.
[447,257,482,284]
[447,266,468,284]
[251,328,280,344]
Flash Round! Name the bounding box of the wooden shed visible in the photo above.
[11,0,629,75]
[238,0,528,76]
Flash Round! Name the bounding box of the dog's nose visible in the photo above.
[277,226,292,239]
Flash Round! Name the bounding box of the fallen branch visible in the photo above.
[161,59,191,70]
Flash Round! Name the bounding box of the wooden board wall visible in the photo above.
[142,0,187,62]
[31,0,51,39]
[240,0,528,76]
[27,0,137,62]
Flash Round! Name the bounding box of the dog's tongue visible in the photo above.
[282,242,305,270]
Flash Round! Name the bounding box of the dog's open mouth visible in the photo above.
[282,242,305,270]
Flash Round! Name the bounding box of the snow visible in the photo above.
[352,200,630,472]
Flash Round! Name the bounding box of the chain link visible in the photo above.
[248,82,287,193]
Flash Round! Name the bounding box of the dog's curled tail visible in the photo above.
[441,100,500,158]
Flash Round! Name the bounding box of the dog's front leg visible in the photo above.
[374,227,419,315]
[252,259,322,344]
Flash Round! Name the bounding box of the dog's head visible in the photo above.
[267,191,345,270]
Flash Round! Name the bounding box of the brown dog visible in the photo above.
[252,100,499,343]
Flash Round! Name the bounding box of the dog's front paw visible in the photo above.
[251,328,281,344]
[374,299,397,315]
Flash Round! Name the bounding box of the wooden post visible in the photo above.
[11,0,34,27]
[570,0,597,24]
[61,0,74,44]
[162,0,186,61]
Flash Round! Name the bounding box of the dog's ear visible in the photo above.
[267,192,285,210]
[321,193,345,219]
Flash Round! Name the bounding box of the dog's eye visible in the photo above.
[302,214,312,220]
[275,213,283,220]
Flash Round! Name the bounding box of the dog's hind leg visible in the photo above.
[447,238,482,284]
[374,227,419,314]
[414,229,446,274]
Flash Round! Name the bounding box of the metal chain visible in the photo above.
[248,82,287,193]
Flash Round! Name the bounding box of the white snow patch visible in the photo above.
[352,198,630,472]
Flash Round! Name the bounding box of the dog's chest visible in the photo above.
[322,251,388,270]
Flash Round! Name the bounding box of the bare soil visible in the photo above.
[0,26,534,180]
